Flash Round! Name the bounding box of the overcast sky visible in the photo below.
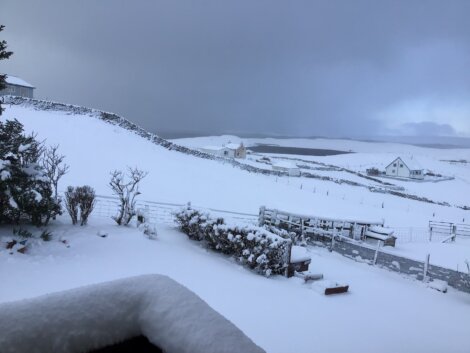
[1,0,470,138]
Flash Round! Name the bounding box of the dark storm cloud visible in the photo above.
[1,0,470,137]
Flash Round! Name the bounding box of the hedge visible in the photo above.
[174,205,291,276]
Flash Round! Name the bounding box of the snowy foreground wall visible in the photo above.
[0,275,265,353]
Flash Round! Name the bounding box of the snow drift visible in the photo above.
[0,274,265,353]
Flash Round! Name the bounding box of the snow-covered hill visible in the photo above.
[3,99,469,228]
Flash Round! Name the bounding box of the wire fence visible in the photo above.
[392,227,431,243]
[86,195,466,244]
[90,194,258,226]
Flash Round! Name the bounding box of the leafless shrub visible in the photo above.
[109,167,147,225]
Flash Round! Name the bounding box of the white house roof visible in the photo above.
[201,146,227,151]
[4,75,35,88]
[225,143,243,150]
[272,161,298,169]
[387,156,422,171]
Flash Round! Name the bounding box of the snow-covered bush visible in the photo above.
[65,185,96,225]
[0,119,61,225]
[109,168,147,225]
[175,205,291,276]
[139,222,158,240]
[64,186,79,225]
[76,185,96,225]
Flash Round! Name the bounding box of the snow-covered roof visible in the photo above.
[225,143,243,150]
[290,246,311,263]
[387,156,422,171]
[272,161,298,169]
[4,75,35,88]
[200,145,228,151]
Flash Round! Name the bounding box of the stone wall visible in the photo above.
[329,238,470,293]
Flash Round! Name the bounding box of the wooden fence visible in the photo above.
[258,206,384,242]
[429,221,470,241]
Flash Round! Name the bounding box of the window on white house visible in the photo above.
[400,164,403,167]
[393,163,397,167]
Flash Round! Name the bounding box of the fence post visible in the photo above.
[330,232,335,252]
[285,240,293,277]
[373,240,382,265]
[428,223,433,242]
[423,253,430,282]
[300,218,306,244]
[259,206,266,227]
[272,209,278,226]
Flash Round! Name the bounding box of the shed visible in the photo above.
[385,156,424,179]
[272,161,301,177]
[0,75,35,98]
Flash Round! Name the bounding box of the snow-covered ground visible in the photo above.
[1,103,470,352]
[1,217,470,353]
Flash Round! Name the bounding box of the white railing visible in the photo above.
[89,194,258,226]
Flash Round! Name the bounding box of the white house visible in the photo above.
[272,161,301,177]
[0,75,35,98]
[385,157,424,179]
[225,142,246,159]
[200,142,246,159]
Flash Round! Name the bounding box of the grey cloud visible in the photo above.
[1,0,470,137]
[399,122,457,137]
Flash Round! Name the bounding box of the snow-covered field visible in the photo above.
[2,217,470,353]
[173,135,470,208]
[1,103,470,353]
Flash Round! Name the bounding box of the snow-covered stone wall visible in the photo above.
[0,274,266,353]
[329,237,470,293]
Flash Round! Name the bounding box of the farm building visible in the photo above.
[200,146,230,157]
[272,161,301,176]
[200,142,246,159]
[385,157,424,179]
[0,75,35,98]
[225,142,247,159]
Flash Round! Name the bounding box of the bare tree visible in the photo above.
[42,145,69,200]
[109,167,147,225]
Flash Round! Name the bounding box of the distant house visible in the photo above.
[200,145,230,157]
[385,157,424,179]
[0,75,35,98]
[200,142,246,159]
[225,142,246,159]
[272,161,301,177]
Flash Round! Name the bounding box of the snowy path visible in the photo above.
[1,219,469,353]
